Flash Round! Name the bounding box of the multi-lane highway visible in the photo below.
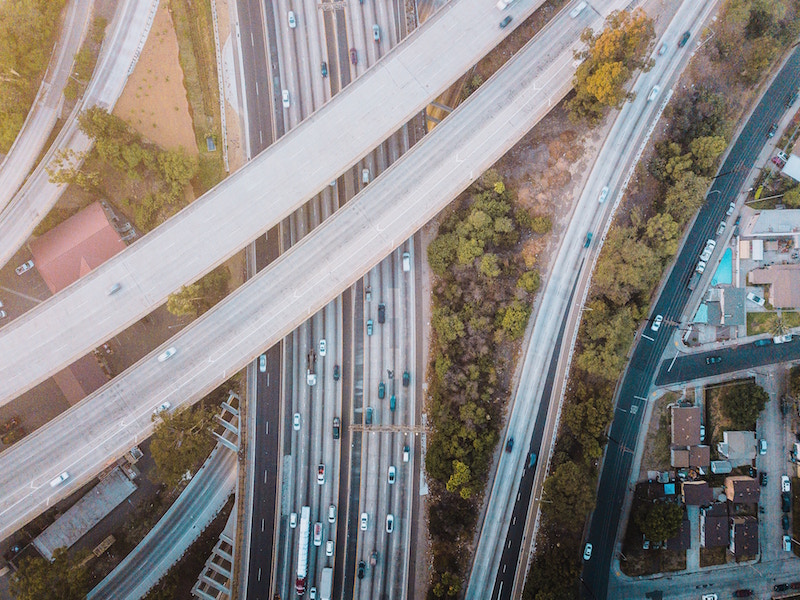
[0,0,602,547]
[582,44,800,600]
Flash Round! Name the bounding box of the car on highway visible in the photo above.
[293,413,301,430]
[584,232,593,247]
[783,491,792,513]
[259,354,266,372]
[153,401,171,415]
[317,464,325,485]
[287,11,296,28]
[726,201,736,216]
[309,588,316,600]
[388,466,396,484]
[782,474,791,492]
[378,302,386,323]
[373,24,380,41]
[333,364,340,381]
[678,30,691,47]
[529,453,538,468]
[357,560,366,579]
[107,282,122,295]
[360,512,368,530]
[319,339,326,356]
[365,407,373,425]
[403,370,410,387]
[705,356,722,365]
[598,186,609,203]
[390,394,396,411]
[289,512,297,528]
[499,15,512,28]
[768,122,778,138]
[49,471,70,487]
[326,540,334,556]
[569,1,587,18]
[386,514,394,533]
[650,315,663,332]
[362,168,370,184]
[321,61,327,77]
[313,522,322,546]
[506,437,514,452]
[759,439,767,455]
[350,48,357,65]
[366,319,373,335]
[328,504,336,523]
[716,221,726,236]
[158,347,177,362]
[282,90,290,108]
[658,43,667,55]
[403,251,411,271]
[403,445,410,462]
[582,543,592,560]
[761,472,768,486]
[378,381,386,399]
[15,259,34,275]
[747,291,765,306]
[647,85,660,102]
[332,417,340,439]
[784,514,790,530]
[754,338,771,347]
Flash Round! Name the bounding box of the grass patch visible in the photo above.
[747,310,800,335]
[700,546,727,567]
[64,16,107,102]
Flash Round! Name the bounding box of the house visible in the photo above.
[748,264,800,309]
[682,481,713,506]
[729,515,759,559]
[689,446,710,469]
[724,476,760,505]
[700,503,729,548]
[717,431,757,467]
[711,460,733,474]
[671,406,702,446]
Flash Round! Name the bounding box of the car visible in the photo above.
[158,347,177,362]
[366,319,373,336]
[309,588,316,600]
[372,24,380,41]
[317,464,325,485]
[749,466,757,478]
[678,30,691,47]
[15,260,34,275]
[695,260,706,274]
[569,1,587,18]
[787,90,799,107]
[49,471,70,487]
[0,310,6,319]
[754,338,771,347]
[768,123,778,138]
[357,560,366,579]
[706,356,721,365]
[282,89,290,108]
[326,540,334,556]
[313,522,322,546]
[287,11,296,28]
[386,514,394,533]
[402,251,411,272]
[782,474,791,492]
[107,282,122,295]
[658,43,667,55]
[362,168,370,184]
[403,370,410,387]
[506,437,514,452]
[597,186,609,204]
[499,15,512,28]
[403,445,410,462]
[390,394,396,411]
[529,453,538,468]
[775,333,793,344]
[333,364,340,381]
[378,302,386,323]
[388,466,396,484]
[759,439,767,455]
[775,583,790,592]
[650,315,663,332]
[365,407,373,425]
[773,155,787,168]
[328,504,336,523]
[360,512,368,530]
[290,512,297,528]
[746,292,765,306]
[293,413,301,430]
[732,591,752,598]
[716,221,726,236]
[350,48,358,65]
[321,61,328,77]
[726,201,736,216]
[259,354,267,372]
[647,85,660,102]
[583,543,592,560]
[701,595,717,600]
[333,417,340,439]
[378,381,386,399]
[153,401,171,415]
[761,472,768,486]
[783,514,790,530]
[319,339,326,356]
[783,491,792,513]
[700,424,705,441]
[307,370,317,386]
[584,232,593,248]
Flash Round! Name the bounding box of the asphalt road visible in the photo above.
[582,45,800,600]
[0,0,552,408]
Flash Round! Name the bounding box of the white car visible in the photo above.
[385,514,394,533]
[598,186,609,204]
[362,168,370,184]
[650,315,663,332]
[15,260,34,275]
[695,261,706,274]
[583,543,592,560]
[360,512,368,530]
[726,201,736,216]
[319,339,327,356]
[287,10,296,28]
[774,333,793,344]
[49,471,70,487]
[784,535,792,552]
[747,292,765,306]
[259,354,267,372]
[309,588,316,600]
[782,475,791,492]
[293,413,301,430]
[388,466,396,484]
[282,89,290,108]
[759,439,767,455]
[290,512,297,528]
[569,1,587,18]
[153,401,171,415]
[402,251,411,272]
[702,595,718,600]
[328,504,336,524]
[647,85,660,102]
[317,464,325,485]
[326,540,334,556]
[157,347,177,362]
[0,310,6,319]
[403,445,410,463]
[313,522,322,546]
[716,221,726,236]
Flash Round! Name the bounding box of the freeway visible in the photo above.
[581,44,800,600]
[0,0,600,546]
[0,0,93,211]
[0,0,550,406]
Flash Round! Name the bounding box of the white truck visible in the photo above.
[319,567,333,600]
[295,506,311,595]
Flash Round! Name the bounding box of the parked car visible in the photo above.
[760,472,768,486]
[783,514,790,530]
[726,201,736,216]
[317,464,325,485]
[583,543,593,560]
[746,292,765,306]
[754,338,771,347]
[695,260,706,274]
[332,417,340,439]
[716,221,726,236]
[700,424,705,441]
[651,315,663,332]
[15,260,34,275]
[773,155,787,168]
[759,439,767,455]
[701,595,717,600]
[706,356,722,365]
[782,474,791,492]
[784,535,792,552]
[775,333,793,344]
[775,583,791,592]
[783,491,792,513]
[678,30,691,47]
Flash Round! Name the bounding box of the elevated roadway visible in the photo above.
[0,0,549,406]
[0,0,599,544]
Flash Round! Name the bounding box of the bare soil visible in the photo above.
[114,3,196,153]
[640,392,678,474]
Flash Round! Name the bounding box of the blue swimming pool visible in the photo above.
[711,248,732,286]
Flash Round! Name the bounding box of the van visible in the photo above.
[49,471,70,487]
[402,251,411,272]
[362,168,370,184]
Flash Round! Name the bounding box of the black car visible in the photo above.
[706,356,722,365]
[333,364,340,381]
[760,472,767,486]
[783,491,792,513]
[678,31,691,47]
[499,15,512,28]
[357,560,366,579]
[776,583,791,592]
[378,302,386,324]
[783,514,790,530]
[506,437,514,452]
[749,466,757,478]
[733,590,752,598]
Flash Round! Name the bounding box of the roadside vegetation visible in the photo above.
[150,403,217,488]
[524,1,800,596]
[0,0,66,153]
[10,547,89,600]
[425,171,547,598]
[63,16,107,102]
[167,266,231,318]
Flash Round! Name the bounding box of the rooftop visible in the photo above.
[748,264,800,309]
[671,406,701,446]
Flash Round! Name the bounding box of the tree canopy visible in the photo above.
[166,266,230,318]
[10,548,89,600]
[150,405,216,487]
[720,381,768,430]
[637,501,683,543]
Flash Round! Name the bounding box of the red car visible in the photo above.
[773,155,786,168]
[350,48,358,65]
[733,591,752,598]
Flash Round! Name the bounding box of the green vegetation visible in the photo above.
[64,16,107,102]
[169,0,225,191]
[425,170,542,598]
[720,381,768,430]
[150,404,216,488]
[747,310,800,335]
[167,266,231,318]
[635,501,683,543]
[568,9,655,124]
[10,547,89,600]
[0,0,66,152]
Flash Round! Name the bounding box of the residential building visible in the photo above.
[700,503,729,548]
[724,476,760,505]
[717,431,757,467]
[729,515,759,559]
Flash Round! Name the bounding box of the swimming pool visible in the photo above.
[711,248,732,286]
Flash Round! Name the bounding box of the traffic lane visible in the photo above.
[656,337,800,385]
[236,0,273,155]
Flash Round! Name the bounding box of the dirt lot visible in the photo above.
[114,3,196,152]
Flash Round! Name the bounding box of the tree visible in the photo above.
[720,381,768,430]
[541,461,596,533]
[166,267,230,318]
[517,269,541,294]
[790,366,800,400]
[500,300,530,340]
[479,253,501,278]
[446,460,473,498]
[530,215,552,235]
[689,135,727,174]
[637,501,683,542]
[782,187,800,208]
[157,147,199,198]
[562,392,612,461]
[745,0,773,39]
[740,37,778,85]
[663,171,710,225]
[428,232,458,276]
[645,212,681,258]
[577,303,637,381]
[150,405,216,487]
[593,226,660,305]
[10,547,89,600]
